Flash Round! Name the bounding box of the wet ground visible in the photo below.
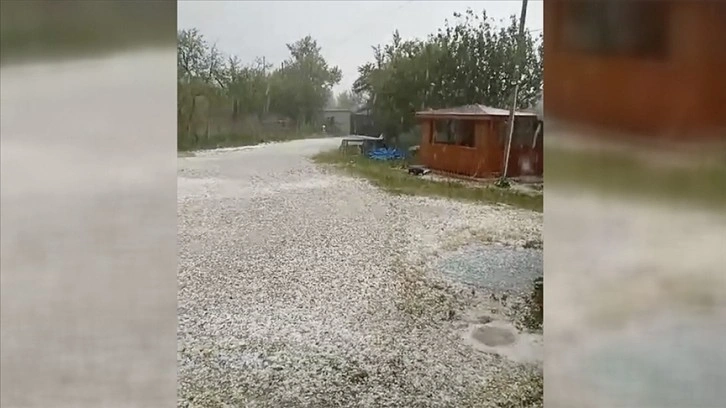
[432,244,544,365]
[581,313,726,408]
[437,244,543,293]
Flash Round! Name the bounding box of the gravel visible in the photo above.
[178,139,543,407]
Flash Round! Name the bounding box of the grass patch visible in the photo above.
[497,278,544,332]
[1,1,175,66]
[312,150,543,212]
[546,146,726,210]
[178,151,196,158]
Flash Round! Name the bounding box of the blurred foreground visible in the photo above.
[544,2,725,406]
[545,178,726,407]
[0,0,175,64]
[1,49,178,407]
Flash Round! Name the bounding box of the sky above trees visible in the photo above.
[177,1,543,93]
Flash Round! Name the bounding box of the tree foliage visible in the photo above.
[267,36,343,124]
[176,9,544,150]
[177,29,341,149]
[353,9,544,139]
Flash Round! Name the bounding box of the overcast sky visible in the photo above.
[178,1,543,94]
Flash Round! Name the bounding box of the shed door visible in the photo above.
[476,120,503,176]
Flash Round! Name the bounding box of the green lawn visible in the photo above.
[1,1,175,65]
[312,150,543,212]
[545,146,726,210]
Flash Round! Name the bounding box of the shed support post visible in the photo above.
[498,0,529,187]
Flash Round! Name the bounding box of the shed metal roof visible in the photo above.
[415,104,537,118]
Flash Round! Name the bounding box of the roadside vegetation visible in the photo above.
[177,30,343,151]
[546,145,726,211]
[178,8,543,152]
[312,149,543,212]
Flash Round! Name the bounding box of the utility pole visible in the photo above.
[498,0,528,187]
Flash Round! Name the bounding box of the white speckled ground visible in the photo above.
[177,139,543,407]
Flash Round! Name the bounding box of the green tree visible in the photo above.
[269,35,342,125]
[177,29,343,149]
[177,28,226,147]
[353,9,543,142]
[223,57,271,120]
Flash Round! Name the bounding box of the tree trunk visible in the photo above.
[188,95,197,144]
[204,98,211,141]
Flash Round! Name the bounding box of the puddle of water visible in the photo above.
[437,245,543,292]
[461,320,543,364]
[472,325,516,346]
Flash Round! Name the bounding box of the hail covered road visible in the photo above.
[177,139,543,407]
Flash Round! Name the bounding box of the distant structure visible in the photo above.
[350,106,379,137]
[416,104,543,179]
[320,108,352,136]
[546,0,726,140]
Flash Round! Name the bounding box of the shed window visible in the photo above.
[433,119,476,147]
[500,117,539,147]
[560,0,669,59]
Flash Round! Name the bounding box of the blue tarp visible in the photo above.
[367,147,405,161]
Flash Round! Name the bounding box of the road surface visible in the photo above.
[177,139,543,407]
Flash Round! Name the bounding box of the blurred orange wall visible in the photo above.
[545,0,726,139]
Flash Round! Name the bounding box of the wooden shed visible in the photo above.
[416,105,543,179]
[545,0,726,140]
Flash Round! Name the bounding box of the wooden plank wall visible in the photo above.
[419,118,543,178]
